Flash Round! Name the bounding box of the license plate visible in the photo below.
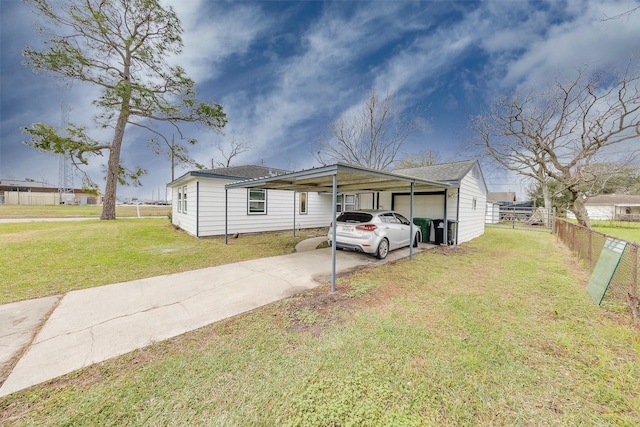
[341,225,354,233]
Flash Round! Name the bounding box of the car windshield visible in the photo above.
[336,212,373,223]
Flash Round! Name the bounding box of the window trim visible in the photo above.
[299,192,308,215]
[177,187,182,213]
[336,193,356,213]
[182,185,188,213]
[248,188,267,215]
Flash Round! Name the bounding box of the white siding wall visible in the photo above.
[455,169,487,244]
[485,202,500,224]
[357,192,374,209]
[171,182,197,236]
[586,205,615,220]
[294,191,334,230]
[171,177,333,237]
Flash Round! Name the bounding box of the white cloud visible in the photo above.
[163,0,273,82]
[497,1,640,88]
[204,3,426,167]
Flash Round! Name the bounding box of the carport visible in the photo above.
[225,163,451,292]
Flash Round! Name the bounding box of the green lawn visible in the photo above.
[592,220,640,243]
[0,219,323,304]
[1,228,638,425]
[0,204,170,219]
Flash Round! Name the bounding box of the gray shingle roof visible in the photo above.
[394,160,477,183]
[168,165,291,186]
[199,165,290,179]
[586,194,640,205]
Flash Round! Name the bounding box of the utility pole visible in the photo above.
[58,102,74,204]
[171,134,175,181]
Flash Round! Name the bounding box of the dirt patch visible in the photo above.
[284,285,359,335]
[429,245,477,256]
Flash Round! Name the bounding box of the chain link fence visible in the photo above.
[554,219,640,324]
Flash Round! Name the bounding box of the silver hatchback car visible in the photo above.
[327,210,421,259]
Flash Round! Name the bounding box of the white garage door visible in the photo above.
[392,194,445,219]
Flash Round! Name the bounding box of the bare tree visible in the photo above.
[313,90,423,170]
[602,5,640,21]
[212,135,252,168]
[395,149,441,169]
[470,68,640,228]
[22,0,226,219]
[469,92,555,209]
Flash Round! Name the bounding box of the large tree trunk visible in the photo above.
[541,182,552,210]
[101,106,129,220]
[570,193,591,229]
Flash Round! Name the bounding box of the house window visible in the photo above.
[177,187,182,213]
[472,198,477,210]
[299,192,308,214]
[248,189,267,214]
[182,186,188,213]
[337,194,356,212]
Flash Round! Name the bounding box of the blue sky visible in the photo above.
[1,0,639,200]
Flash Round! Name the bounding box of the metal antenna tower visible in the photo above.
[58,102,75,204]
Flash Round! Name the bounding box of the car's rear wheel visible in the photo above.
[376,238,389,259]
[329,241,343,250]
[413,234,419,248]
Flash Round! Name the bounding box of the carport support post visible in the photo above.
[293,192,296,238]
[409,181,414,260]
[224,188,228,245]
[331,174,337,292]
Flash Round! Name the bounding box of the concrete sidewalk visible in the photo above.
[0,240,424,398]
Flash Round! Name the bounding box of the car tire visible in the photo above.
[376,238,389,259]
[413,234,419,248]
[329,241,343,250]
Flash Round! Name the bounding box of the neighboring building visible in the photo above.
[567,194,640,221]
[488,192,516,203]
[485,201,501,224]
[168,160,488,246]
[0,178,99,205]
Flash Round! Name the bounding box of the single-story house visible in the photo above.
[567,194,640,221]
[168,165,334,238]
[168,160,487,245]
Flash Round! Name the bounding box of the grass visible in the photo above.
[0,204,170,218]
[592,220,640,243]
[0,219,324,304]
[1,228,639,425]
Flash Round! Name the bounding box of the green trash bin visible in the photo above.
[412,218,432,243]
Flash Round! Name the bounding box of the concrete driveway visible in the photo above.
[0,239,428,398]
